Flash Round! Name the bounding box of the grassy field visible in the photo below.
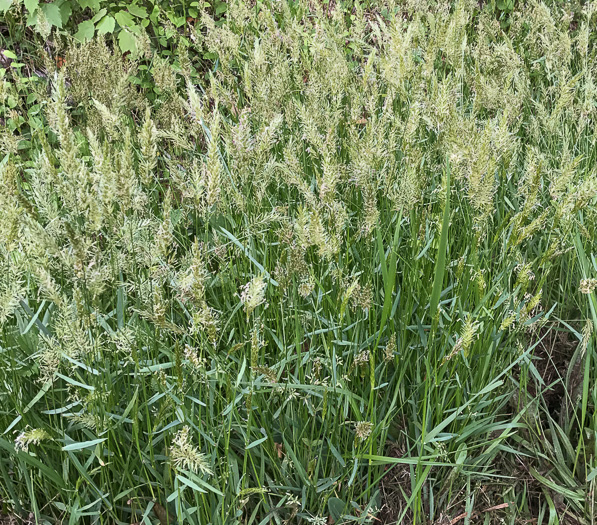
[1,0,596,523]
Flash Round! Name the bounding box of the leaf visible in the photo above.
[529,468,583,502]
[375,211,402,347]
[3,415,22,435]
[116,386,138,426]
[328,497,346,522]
[62,438,106,451]
[217,227,278,286]
[24,0,38,12]
[19,300,51,336]
[90,7,106,23]
[128,4,147,18]
[74,20,95,42]
[79,0,100,9]
[0,0,12,14]
[245,436,267,450]
[41,2,62,28]
[180,470,224,496]
[59,1,71,23]
[176,475,207,494]
[282,436,311,487]
[327,439,346,467]
[96,15,116,35]
[140,501,155,524]
[429,161,451,318]
[115,10,135,28]
[118,30,137,54]
[24,381,52,414]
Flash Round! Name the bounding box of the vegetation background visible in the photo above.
[0,0,596,523]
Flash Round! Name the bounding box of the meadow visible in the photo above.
[0,0,596,523]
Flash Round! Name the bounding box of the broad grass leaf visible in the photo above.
[62,438,106,451]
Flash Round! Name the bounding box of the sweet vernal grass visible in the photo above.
[1,0,597,523]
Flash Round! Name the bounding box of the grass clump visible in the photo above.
[1,1,597,523]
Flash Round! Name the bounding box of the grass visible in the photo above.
[0,1,596,523]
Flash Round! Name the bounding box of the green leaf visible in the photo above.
[0,0,12,13]
[529,468,583,502]
[429,161,451,318]
[23,381,52,413]
[375,211,402,347]
[180,470,223,496]
[217,226,277,286]
[90,7,106,23]
[96,15,115,35]
[245,436,267,450]
[282,436,311,487]
[128,4,147,18]
[62,438,106,452]
[74,20,94,42]
[55,372,95,391]
[327,439,346,467]
[23,0,38,12]
[79,0,100,9]
[25,8,37,26]
[328,498,345,522]
[2,50,17,60]
[41,2,63,28]
[3,415,22,435]
[115,10,135,28]
[118,30,137,54]
[116,386,138,426]
[176,474,207,494]
[171,15,186,28]
[59,1,71,23]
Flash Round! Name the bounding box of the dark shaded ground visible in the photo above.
[529,326,582,419]
[378,441,413,524]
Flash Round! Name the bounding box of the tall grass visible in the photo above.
[1,1,596,523]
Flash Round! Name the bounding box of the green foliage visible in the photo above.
[1,1,597,523]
